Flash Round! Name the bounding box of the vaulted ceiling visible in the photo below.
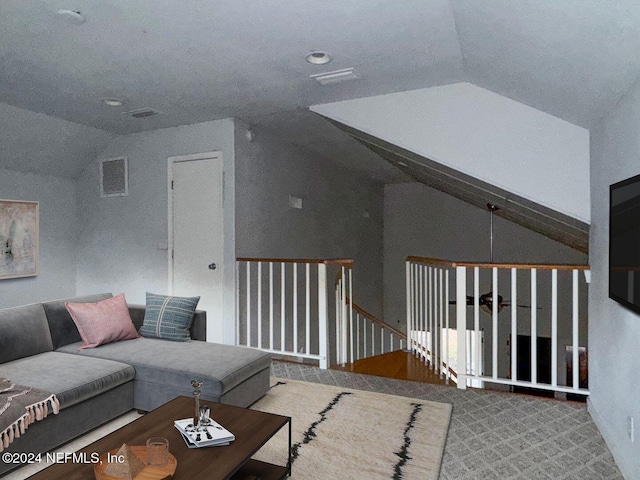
[2,1,640,179]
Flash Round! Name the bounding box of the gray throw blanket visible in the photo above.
[0,377,60,452]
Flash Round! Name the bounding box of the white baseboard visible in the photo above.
[587,397,633,480]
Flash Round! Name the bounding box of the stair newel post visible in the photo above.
[341,265,348,366]
[456,266,467,390]
[445,268,450,383]
[318,262,328,369]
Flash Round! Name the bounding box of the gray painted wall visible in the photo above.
[0,168,78,307]
[234,121,384,317]
[589,78,640,479]
[384,183,588,381]
[75,119,237,342]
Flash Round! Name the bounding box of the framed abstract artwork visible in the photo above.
[0,200,39,279]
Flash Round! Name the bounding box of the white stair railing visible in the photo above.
[236,257,352,369]
[407,257,590,396]
[335,267,405,366]
[405,258,455,382]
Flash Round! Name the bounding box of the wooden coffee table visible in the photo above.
[27,396,291,480]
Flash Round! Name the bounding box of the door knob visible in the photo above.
[208,263,217,270]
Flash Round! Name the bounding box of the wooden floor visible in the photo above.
[331,350,452,387]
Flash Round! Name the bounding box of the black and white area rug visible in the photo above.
[250,378,452,480]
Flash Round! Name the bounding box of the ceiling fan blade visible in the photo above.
[448,296,475,306]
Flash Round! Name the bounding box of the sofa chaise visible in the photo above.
[0,293,271,475]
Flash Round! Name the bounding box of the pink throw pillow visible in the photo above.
[66,294,140,350]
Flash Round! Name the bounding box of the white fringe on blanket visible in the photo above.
[0,393,60,452]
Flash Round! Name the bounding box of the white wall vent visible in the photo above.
[128,107,161,119]
[100,156,129,197]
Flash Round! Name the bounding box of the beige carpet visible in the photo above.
[250,378,452,480]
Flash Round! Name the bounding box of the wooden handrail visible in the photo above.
[406,256,457,267]
[407,256,589,271]
[237,257,354,266]
[411,341,458,379]
[351,301,407,340]
[452,262,590,271]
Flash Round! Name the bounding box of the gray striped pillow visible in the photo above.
[139,293,200,341]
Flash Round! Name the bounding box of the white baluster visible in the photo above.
[445,269,450,383]
[280,263,286,352]
[436,268,442,374]
[341,266,347,366]
[511,268,517,382]
[306,263,311,355]
[356,313,361,360]
[337,270,342,364]
[531,268,537,385]
[492,267,498,380]
[420,264,425,360]
[349,268,354,364]
[318,263,328,369]
[257,262,262,349]
[456,266,467,389]
[551,269,558,388]
[474,267,480,380]
[572,269,579,390]
[415,263,420,356]
[428,266,433,366]
[371,322,375,357]
[293,263,298,355]
[363,315,368,359]
[246,262,251,347]
[406,261,411,353]
[269,262,274,350]
[235,261,240,345]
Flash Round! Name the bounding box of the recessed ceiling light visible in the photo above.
[103,98,124,107]
[56,9,86,25]
[306,51,332,65]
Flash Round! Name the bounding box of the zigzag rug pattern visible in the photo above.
[250,378,452,480]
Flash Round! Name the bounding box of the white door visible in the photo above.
[168,152,224,343]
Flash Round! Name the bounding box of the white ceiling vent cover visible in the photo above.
[100,156,129,197]
[310,68,358,85]
[128,107,161,119]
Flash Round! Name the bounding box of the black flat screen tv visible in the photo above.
[610,173,640,314]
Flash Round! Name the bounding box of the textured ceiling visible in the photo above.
[0,0,463,134]
[1,1,640,179]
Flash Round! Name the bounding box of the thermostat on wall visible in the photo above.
[289,195,303,210]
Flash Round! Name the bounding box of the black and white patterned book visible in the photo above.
[174,418,235,447]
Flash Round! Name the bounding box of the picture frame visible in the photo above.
[0,199,39,279]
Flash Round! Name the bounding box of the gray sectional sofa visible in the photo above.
[0,293,271,475]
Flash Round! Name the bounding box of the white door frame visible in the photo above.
[167,151,224,341]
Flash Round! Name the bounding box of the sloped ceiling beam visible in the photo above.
[326,118,588,254]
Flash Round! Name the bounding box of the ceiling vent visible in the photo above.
[128,107,161,119]
[310,68,358,85]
